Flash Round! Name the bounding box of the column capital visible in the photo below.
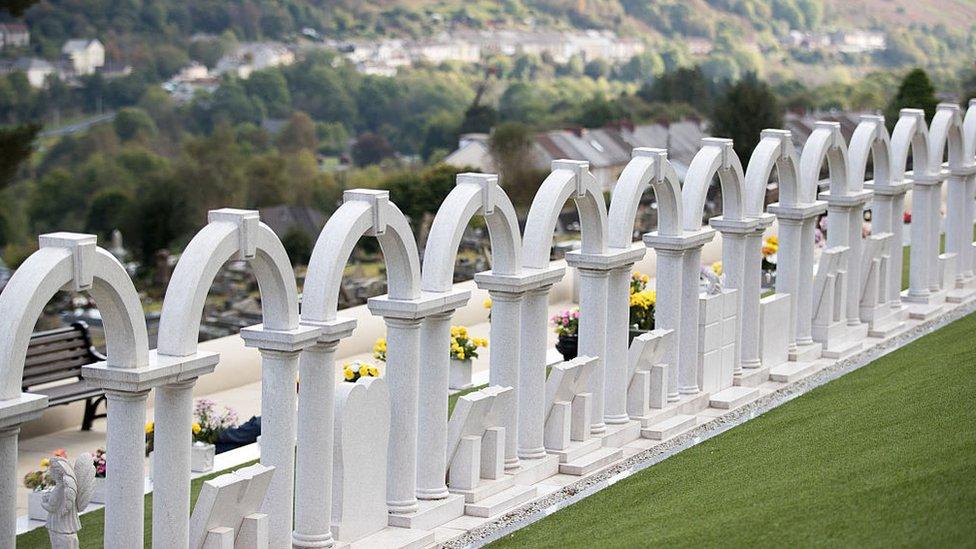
[565,244,645,271]
[83,349,219,393]
[241,323,322,352]
[474,265,565,294]
[766,200,828,220]
[910,170,948,186]
[818,188,873,207]
[0,392,47,430]
[866,180,912,196]
[103,388,151,401]
[643,227,715,251]
[300,316,357,344]
[367,288,470,320]
[709,216,761,235]
[948,162,976,177]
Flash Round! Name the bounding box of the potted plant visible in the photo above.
[191,399,238,473]
[449,326,486,390]
[23,449,66,521]
[629,271,656,343]
[343,360,379,382]
[552,308,580,361]
[91,448,107,504]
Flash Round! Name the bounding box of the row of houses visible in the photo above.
[162,42,295,102]
[1,38,106,87]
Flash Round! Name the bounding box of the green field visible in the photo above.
[490,311,976,548]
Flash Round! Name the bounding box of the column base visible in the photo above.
[503,456,520,472]
[415,486,450,501]
[292,532,336,548]
[594,420,641,448]
[603,413,630,425]
[517,447,547,461]
[734,365,771,388]
[506,454,560,486]
[946,285,976,304]
[902,289,945,320]
[788,341,822,362]
[387,499,419,516]
[387,494,464,531]
[589,421,607,435]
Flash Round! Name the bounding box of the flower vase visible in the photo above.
[90,476,107,504]
[191,442,215,473]
[28,489,49,521]
[555,334,578,362]
[449,358,473,390]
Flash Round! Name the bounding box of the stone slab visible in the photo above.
[641,414,696,441]
[734,366,771,388]
[387,494,465,531]
[546,437,602,464]
[597,420,641,448]
[708,386,759,410]
[464,485,537,518]
[448,474,513,504]
[558,447,623,476]
[505,454,560,486]
[344,526,435,549]
[768,361,817,383]
[789,341,823,362]
[946,286,976,304]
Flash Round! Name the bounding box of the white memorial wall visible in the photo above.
[0,102,974,548]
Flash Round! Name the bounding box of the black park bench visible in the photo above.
[21,322,107,431]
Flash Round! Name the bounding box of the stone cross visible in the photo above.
[188,463,274,549]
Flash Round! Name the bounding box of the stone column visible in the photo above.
[383,317,422,513]
[518,285,551,458]
[906,174,942,301]
[738,216,774,370]
[241,324,321,549]
[796,215,818,346]
[709,217,761,375]
[650,248,682,401]
[152,379,196,547]
[105,389,150,549]
[291,320,353,549]
[866,181,912,309]
[0,394,45,548]
[644,229,715,398]
[945,165,976,287]
[606,265,633,422]
[416,311,452,500]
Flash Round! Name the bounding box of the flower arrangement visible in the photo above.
[711,261,723,276]
[629,289,656,330]
[92,448,106,478]
[193,399,239,445]
[145,421,154,456]
[450,326,486,361]
[761,235,778,271]
[373,338,387,362]
[23,449,68,491]
[343,360,379,382]
[631,271,650,294]
[483,297,492,321]
[552,308,580,336]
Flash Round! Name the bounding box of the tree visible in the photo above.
[281,228,312,266]
[420,111,460,161]
[584,59,611,80]
[576,95,624,128]
[884,68,938,131]
[113,107,157,141]
[488,122,543,211]
[351,132,394,166]
[711,73,783,162]
[0,122,38,189]
[276,111,317,154]
[459,104,497,135]
[245,69,291,118]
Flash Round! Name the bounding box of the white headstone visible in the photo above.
[189,463,274,549]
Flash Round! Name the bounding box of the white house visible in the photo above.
[61,38,105,75]
[0,23,29,48]
[15,57,54,88]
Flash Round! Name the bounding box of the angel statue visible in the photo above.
[43,452,95,549]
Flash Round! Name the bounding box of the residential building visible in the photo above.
[0,23,28,48]
[15,57,54,88]
[61,38,105,75]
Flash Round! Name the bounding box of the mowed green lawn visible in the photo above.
[491,311,976,548]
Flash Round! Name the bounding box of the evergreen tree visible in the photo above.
[711,73,783,162]
[884,68,938,131]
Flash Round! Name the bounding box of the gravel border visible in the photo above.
[442,299,976,548]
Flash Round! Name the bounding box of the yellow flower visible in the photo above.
[767,235,778,246]
[192,422,202,435]
[343,368,355,381]
[457,349,465,360]
[145,421,154,434]
[711,261,723,276]
[359,365,369,377]
[40,458,50,468]
[368,366,379,376]
[483,297,492,309]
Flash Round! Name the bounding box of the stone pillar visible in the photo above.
[0,393,45,548]
[738,216,774,370]
[905,174,943,302]
[382,317,422,514]
[945,166,976,287]
[709,217,761,375]
[865,180,912,309]
[416,311,452,500]
[574,267,610,430]
[105,389,150,549]
[240,324,321,549]
[650,248,682,401]
[152,379,196,548]
[644,229,715,398]
[518,286,551,458]
[292,320,353,549]
[606,265,633,422]
[767,200,828,353]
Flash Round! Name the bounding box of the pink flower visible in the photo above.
[572,311,579,319]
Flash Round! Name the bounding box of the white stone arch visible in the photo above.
[421,173,522,292]
[607,148,684,247]
[681,138,747,230]
[744,130,803,215]
[156,210,300,356]
[522,160,609,269]
[302,190,421,322]
[848,116,892,192]
[801,121,849,201]
[0,234,149,397]
[965,100,976,161]
[928,103,966,170]
[890,109,931,180]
